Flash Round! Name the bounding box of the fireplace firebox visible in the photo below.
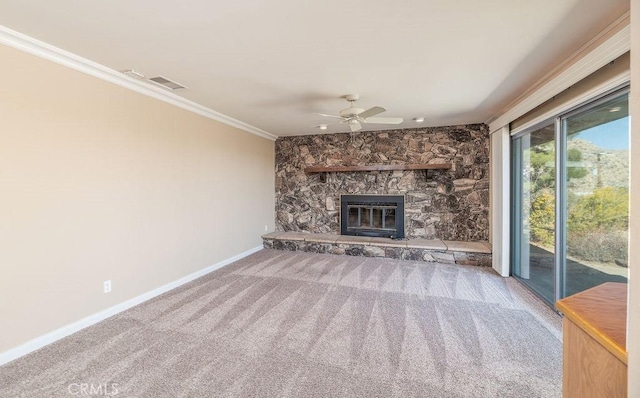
[340,195,404,239]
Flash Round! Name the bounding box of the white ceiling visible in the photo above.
[0,0,629,137]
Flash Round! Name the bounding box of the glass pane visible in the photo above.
[348,207,360,227]
[513,124,556,303]
[564,94,629,296]
[372,208,383,229]
[384,208,396,229]
[361,208,371,228]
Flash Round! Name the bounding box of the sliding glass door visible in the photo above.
[512,89,629,304]
[512,124,556,303]
[562,94,629,297]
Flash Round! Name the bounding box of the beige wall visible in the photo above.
[629,1,639,394]
[0,43,275,354]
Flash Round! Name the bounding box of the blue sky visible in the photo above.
[572,117,629,150]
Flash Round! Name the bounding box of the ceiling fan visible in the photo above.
[314,94,403,132]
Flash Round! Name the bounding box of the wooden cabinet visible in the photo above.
[556,282,628,398]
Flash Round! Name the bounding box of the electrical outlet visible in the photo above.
[264,225,268,232]
[104,280,112,293]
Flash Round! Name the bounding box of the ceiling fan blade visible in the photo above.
[313,112,344,119]
[357,106,386,119]
[349,120,362,132]
[363,117,403,124]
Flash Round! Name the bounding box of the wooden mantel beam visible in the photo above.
[303,163,452,173]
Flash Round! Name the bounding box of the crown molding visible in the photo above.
[0,25,277,141]
[488,11,631,133]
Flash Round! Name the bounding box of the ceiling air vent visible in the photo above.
[148,76,187,91]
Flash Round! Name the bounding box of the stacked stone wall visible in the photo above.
[275,124,490,241]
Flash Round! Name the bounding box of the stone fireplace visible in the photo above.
[340,194,404,238]
[275,125,490,241]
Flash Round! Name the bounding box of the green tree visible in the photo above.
[528,144,554,192]
[527,146,587,193]
[530,191,555,246]
[568,187,629,233]
[567,148,587,179]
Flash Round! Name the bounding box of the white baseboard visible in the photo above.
[0,246,263,366]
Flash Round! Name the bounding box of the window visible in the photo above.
[511,89,629,304]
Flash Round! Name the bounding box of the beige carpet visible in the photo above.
[0,249,562,397]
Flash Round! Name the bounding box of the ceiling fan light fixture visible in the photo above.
[314,95,402,131]
[413,117,425,123]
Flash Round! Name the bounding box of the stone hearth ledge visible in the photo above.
[262,231,491,266]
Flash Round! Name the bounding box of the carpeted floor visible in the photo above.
[0,249,562,397]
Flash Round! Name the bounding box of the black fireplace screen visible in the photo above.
[340,195,404,238]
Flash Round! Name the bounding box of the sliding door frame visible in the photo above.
[555,117,566,302]
[511,84,630,304]
[511,120,557,303]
